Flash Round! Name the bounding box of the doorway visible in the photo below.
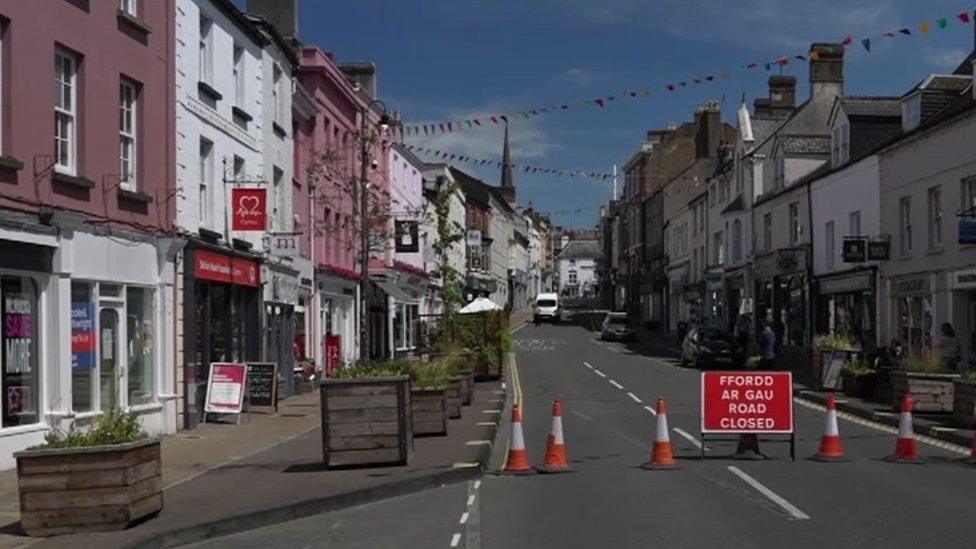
[98,303,125,411]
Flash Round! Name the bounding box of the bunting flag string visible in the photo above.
[402,8,975,136]
[400,144,612,181]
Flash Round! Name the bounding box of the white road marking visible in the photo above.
[608,379,624,389]
[467,494,476,506]
[727,466,810,520]
[473,480,481,490]
[673,427,704,450]
[643,405,658,416]
[583,361,594,369]
[594,370,607,378]
[626,392,642,403]
[459,512,469,524]
[450,532,462,547]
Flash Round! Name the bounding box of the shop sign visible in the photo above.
[818,272,872,295]
[204,363,248,414]
[263,233,299,258]
[231,188,267,231]
[867,240,890,261]
[953,269,976,290]
[701,372,794,433]
[959,219,976,245]
[466,230,482,247]
[842,238,866,263]
[895,277,929,295]
[70,302,95,371]
[395,220,420,253]
[195,249,260,287]
[325,335,341,376]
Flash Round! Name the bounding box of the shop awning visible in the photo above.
[374,278,421,304]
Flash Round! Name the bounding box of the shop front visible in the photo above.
[815,269,876,348]
[317,267,358,374]
[704,276,724,328]
[181,245,262,429]
[949,267,976,369]
[263,263,300,397]
[465,274,497,301]
[887,274,935,356]
[375,267,428,360]
[753,247,812,383]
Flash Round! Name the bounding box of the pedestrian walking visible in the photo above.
[759,318,776,370]
[939,323,964,375]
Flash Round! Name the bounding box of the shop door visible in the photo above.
[99,304,126,411]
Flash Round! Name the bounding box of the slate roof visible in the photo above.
[558,240,602,260]
[777,135,831,155]
[839,96,901,118]
[451,167,492,207]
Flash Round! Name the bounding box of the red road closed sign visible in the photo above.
[701,371,794,434]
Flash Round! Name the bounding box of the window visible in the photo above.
[848,210,861,237]
[54,49,78,174]
[126,287,155,405]
[2,276,40,427]
[71,282,96,412]
[732,220,743,263]
[900,196,912,254]
[272,63,283,125]
[825,221,835,270]
[120,0,136,16]
[840,123,849,164]
[775,157,785,189]
[393,304,418,351]
[568,269,578,285]
[233,155,245,181]
[272,166,284,231]
[199,16,213,84]
[198,138,213,226]
[119,80,138,189]
[789,202,800,245]
[831,126,841,167]
[928,186,942,248]
[233,45,245,106]
[763,213,772,252]
[714,231,724,266]
[963,177,976,212]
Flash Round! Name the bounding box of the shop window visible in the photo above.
[789,202,800,245]
[897,295,933,354]
[71,282,96,412]
[927,186,942,249]
[126,287,154,405]
[394,303,418,351]
[1,276,40,427]
[899,197,912,254]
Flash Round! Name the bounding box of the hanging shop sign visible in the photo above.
[867,239,890,261]
[70,302,96,371]
[194,249,260,287]
[701,371,794,434]
[395,220,420,253]
[263,233,299,258]
[231,188,267,231]
[959,219,976,245]
[204,363,248,415]
[842,237,866,263]
[466,230,482,247]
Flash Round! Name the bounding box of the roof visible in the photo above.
[557,240,602,260]
[451,168,492,207]
[208,0,269,47]
[244,14,299,67]
[838,96,901,118]
[776,135,831,155]
[905,74,972,96]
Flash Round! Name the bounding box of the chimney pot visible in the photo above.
[809,42,845,97]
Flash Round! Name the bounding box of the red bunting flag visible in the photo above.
[490,116,499,124]
[595,99,605,107]
[959,11,971,23]
[667,84,675,91]
[841,34,853,45]
[474,119,482,126]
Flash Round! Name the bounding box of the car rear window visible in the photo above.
[608,317,628,325]
[537,299,556,307]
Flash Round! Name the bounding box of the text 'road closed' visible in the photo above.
[700,372,794,434]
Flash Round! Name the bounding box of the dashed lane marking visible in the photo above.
[476,421,497,426]
[727,466,810,520]
[465,440,492,446]
[594,369,607,378]
[584,362,594,369]
[608,379,624,390]
[467,494,476,506]
[452,462,480,469]
[459,512,469,524]
[627,392,642,403]
[473,480,481,490]
[673,427,705,450]
[450,533,461,547]
[481,410,502,414]
[643,405,658,416]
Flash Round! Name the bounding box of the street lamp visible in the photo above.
[358,99,393,362]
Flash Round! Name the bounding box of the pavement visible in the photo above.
[204,321,976,548]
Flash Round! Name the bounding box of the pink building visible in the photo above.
[0,1,178,467]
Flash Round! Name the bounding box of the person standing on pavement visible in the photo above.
[939,323,963,374]
[759,318,776,370]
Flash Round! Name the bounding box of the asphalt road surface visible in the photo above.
[193,322,976,548]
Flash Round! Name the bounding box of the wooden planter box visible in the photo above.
[841,371,877,399]
[14,439,162,537]
[952,379,976,427]
[457,370,474,406]
[890,371,960,413]
[320,376,412,468]
[411,387,448,436]
[812,348,859,391]
[446,377,463,419]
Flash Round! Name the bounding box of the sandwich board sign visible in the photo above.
[204,363,248,422]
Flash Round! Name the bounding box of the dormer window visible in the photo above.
[831,122,849,167]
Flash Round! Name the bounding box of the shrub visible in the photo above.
[37,409,147,450]
[333,360,410,379]
[842,357,876,376]
[812,332,856,351]
[406,361,451,388]
[904,355,953,374]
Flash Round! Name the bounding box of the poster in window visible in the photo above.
[325,335,341,377]
[71,302,96,371]
[395,220,419,253]
[3,289,35,420]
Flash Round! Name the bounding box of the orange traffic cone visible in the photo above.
[536,399,572,473]
[641,397,680,470]
[812,393,847,461]
[885,394,922,464]
[501,404,536,475]
[733,433,766,460]
[967,428,976,465]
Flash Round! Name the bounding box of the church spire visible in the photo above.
[499,122,516,203]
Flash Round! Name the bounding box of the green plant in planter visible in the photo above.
[745,355,762,370]
[333,360,410,379]
[842,358,876,376]
[904,355,953,374]
[965,371,976,381]
[36,409,147,450]
[406,361,451,388]
[813,332,856,351]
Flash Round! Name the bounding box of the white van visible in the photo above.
[534,293,559,323]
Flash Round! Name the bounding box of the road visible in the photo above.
[193,322,976,548]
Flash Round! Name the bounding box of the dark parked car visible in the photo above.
[680,327,743,369]
[601,313,634,341]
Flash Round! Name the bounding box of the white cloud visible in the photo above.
[559,67,598,87]
[921,47,967,70]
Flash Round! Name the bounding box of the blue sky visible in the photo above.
[237,0,976,228]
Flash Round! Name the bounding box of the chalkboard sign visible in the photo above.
[246,362,278,413]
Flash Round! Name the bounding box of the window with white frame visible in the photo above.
[233,45,245,107]
[272,63,283,125]
[119,80,138,189]
[789,202,800,245]
[393,303,418,351]
[233,155,245,181]
[199,15,213,84]
[961,176,976,213]
[825,221,835,270]
[848,210,861,237]
[120,0,137,16]
[763,213,772,252]
[714,231,724,266]
[199,138,213,226]
[928,186,942,248]
[900,196,912,254]
[54,49,78,174]
[272,166,284,231]
[732,220,743,263]
[568,269,578,285]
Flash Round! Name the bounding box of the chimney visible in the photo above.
[339,62,378,98]
[753,98,774,118]
[768,75,796,108]
[694,101,722,159]
[247,0,299,45]
[809,42,844,99]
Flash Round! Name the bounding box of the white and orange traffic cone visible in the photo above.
[885,394,922,464]
[812,393,847,462]
[536,399,572,473]
[641,397,680,470]
[501,404,536,475]
[733,433,766,460]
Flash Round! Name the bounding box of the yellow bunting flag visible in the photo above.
[919,21,931,34]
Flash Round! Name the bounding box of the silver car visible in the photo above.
[601,313,633,341]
